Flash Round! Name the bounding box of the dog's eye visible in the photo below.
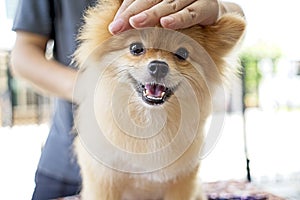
[129,42,145,56]
[174,47,189,61]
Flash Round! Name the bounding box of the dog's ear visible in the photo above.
[203,13,246,75]
[74,2,120,66]
[202,13,246,58]
[181,13,246,75]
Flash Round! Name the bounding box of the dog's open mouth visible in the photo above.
[135,82,173,105]
[142,83,168,105]
[129,74,175,105]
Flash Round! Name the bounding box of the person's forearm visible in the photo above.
[11,36,77,102]
[221,1,245,17]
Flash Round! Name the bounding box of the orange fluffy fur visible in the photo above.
[73,1,246,200]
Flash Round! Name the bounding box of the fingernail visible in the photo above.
[130,13,148,26]
[109,18,125,34]
[161,16,176,29]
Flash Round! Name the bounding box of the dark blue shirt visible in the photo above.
[13,0,97,183]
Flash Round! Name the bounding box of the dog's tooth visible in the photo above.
[149,96,159,100]
[143,89,151,97]
[161,92,165,97]
[146,90,150,96]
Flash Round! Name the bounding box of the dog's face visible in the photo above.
[122,34,200,107]
[82,29,196,108]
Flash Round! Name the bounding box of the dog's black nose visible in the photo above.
[148,60,169,79]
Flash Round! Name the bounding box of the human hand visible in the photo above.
[109,0,222,35]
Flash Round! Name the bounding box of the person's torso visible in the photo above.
[38,0,98,183]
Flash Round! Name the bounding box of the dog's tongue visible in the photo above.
[145,83,166,97]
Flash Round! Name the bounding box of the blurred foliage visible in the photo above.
[240,42,282,107]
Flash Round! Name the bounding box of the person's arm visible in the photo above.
[11,31,77,102]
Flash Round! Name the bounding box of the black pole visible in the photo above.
[241,61,251,182]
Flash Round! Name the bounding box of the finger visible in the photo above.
[160,0,219,29]
[114,0,135,20]
[129,0,195,28]
[109,0,162,34]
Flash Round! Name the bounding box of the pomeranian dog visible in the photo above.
[73,0,246,199]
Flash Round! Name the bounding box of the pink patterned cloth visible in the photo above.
[203,180,284,200]
[55,181,285,200]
